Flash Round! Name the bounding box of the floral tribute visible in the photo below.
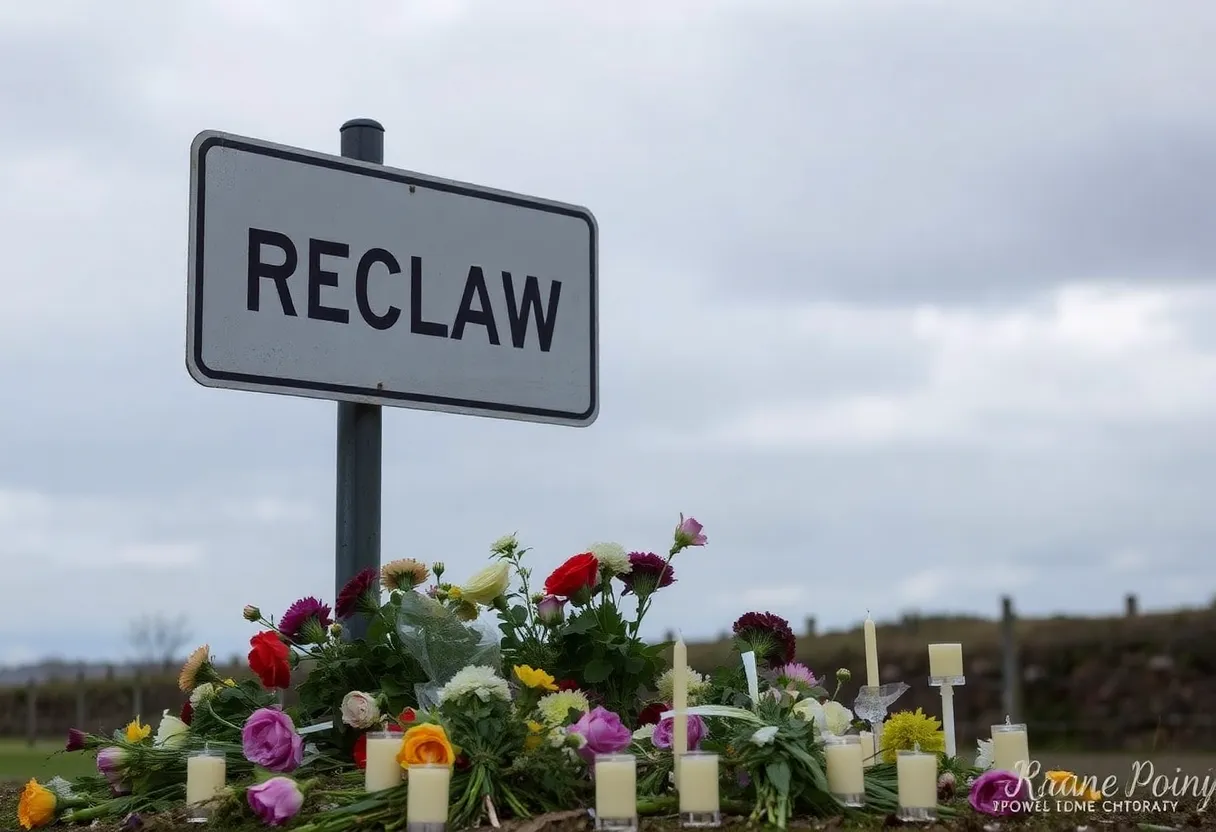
[21,512,1001,830]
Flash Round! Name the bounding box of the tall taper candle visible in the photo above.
[673,636,688,782]
[863,614,880,688]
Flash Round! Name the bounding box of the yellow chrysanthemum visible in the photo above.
[1045,770,1102,801]
[536,690,590,726]
[524,720,544,750]
[381,558,430,591]
[447,586,464,602]
[17,779,56,829]
[178,644,213,692]
[513,665,558,691]
[880,708,945,763]
[124,718,151,744]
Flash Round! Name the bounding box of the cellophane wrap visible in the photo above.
[396,591,501,708]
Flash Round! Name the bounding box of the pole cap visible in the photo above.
[341,118,384,132]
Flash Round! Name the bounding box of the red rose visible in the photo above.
[353,733,367,769]
[180,701,194,726]
[248,631,290,689]
[395,708,416,727]
[556,679,581,692]
[543,553,600,598]
[637,702,667,726]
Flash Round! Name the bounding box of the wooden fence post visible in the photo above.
[1125,594,1138,617]
[75,666,87,730]
[25,679,37,746]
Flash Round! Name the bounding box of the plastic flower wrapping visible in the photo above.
[395,589,500,709]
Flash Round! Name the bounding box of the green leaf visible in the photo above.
[583,657,613,683]
[510,605,529,626]
[766,760,792,795]
[563,611,599,635]
[624,656,645,674]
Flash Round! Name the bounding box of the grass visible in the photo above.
[0,739,97,784]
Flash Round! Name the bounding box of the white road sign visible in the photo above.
[187,131,598,426]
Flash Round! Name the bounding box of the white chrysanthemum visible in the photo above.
[632,724,655,742]
[588,542,631,575]
[975,738,994,770]
[656,667,709,705]
[189,682,219,708]
[536,689,591,726]
[437,665,511,705]
[491,534,519,555]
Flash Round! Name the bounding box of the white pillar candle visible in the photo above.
[927,644,963,680]
[595,754,637,823]
[896,749,937,809]
[672,637,688,781]
[824,736,865,804]
[859,731,875,768]
[678,752,720,815]
[406,763,452,825]
[863,615,879,687]
[991,721,1030,775]
[365,731,404,792]
[185,749,226,806]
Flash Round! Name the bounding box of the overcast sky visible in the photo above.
[3,0,1215,667]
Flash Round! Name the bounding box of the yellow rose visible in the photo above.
[513,665,558,691]
[460,561,510,606]
[17,779,56,829]
[1045,770,1102,801]
[124,718,151,743]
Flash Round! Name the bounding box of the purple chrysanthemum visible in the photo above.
[279,597,333,643]
[773,662,817,686]
[618,552,676,596]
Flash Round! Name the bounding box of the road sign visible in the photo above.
[187,130,598,426]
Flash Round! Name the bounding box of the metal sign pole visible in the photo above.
[334,118,385,640]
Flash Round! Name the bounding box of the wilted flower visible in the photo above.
[938,771,957,801]
[381,558,430,591]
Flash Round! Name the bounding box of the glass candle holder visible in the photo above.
[185,747,226,823]
[594,753,637,832]
[678,751,721,827]
[823,735,865,807]
[407,763,452,832]
[365,731,404,792]
[927,643,964,685]
[858,730,876,768]
[895,749,938,823]
[991,720,1030,776]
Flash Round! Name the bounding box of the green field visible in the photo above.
[0,739,97,783]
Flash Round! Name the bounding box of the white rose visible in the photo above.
[154,710,189,748]
[340,691,381,729]
[821,701,854,736]
[792,698,826,734]
[632,724,656,742]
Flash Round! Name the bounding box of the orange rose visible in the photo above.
[18,779,57,829]
[396,723,456,768]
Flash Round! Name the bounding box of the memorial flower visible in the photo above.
[153,711,189,748]
[123,718,150,744]
[335,567,380,619]
[513,664,558,691]
[569,706,632,763]
[618,552,675,596]
[248,631,291,690]
[543,553,600,600]
[340,691,381,729]
[278,596,332,644]
[587,542,631,575]
[17,779,56,829]
[970,769,1031,815]
[673,514,707,551]
[247,777,305,827]
[880,709,944,762]
[537,689,591,726]
[652,713,706,750]
[732,611,797,668]
[437,665,510,704]
[178,644,219,692]
[241,708,304,773]
[459,560,511,605]
[396,723,456,767]
[1045,770,1102,801]
[380,557,429,591]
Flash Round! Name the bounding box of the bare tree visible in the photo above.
[128,613,192,670]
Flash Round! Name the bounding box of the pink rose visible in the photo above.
[241,708,304,773]
[247,777,304,826]
[570,706,632,763]
[969,770,1032,815]
[653,714,706,751]
[674,514,707,549]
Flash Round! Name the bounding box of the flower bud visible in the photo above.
[431,561,445,579]
[937,771,956,801]
[835,667,851,683]
[329,622,343,639]
[536,594,566,626]
[242,605,261,622]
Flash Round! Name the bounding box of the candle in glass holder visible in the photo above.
[678,751,720,827]
[927,644,963,681]
[991,720,1030,775]
[186,747,226,821]
[407,763,451,832]
[595,753,637,832]
[859,731,876,768]
[824,735,865,807]
[365,730,404,792]
[896,748,938,823]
